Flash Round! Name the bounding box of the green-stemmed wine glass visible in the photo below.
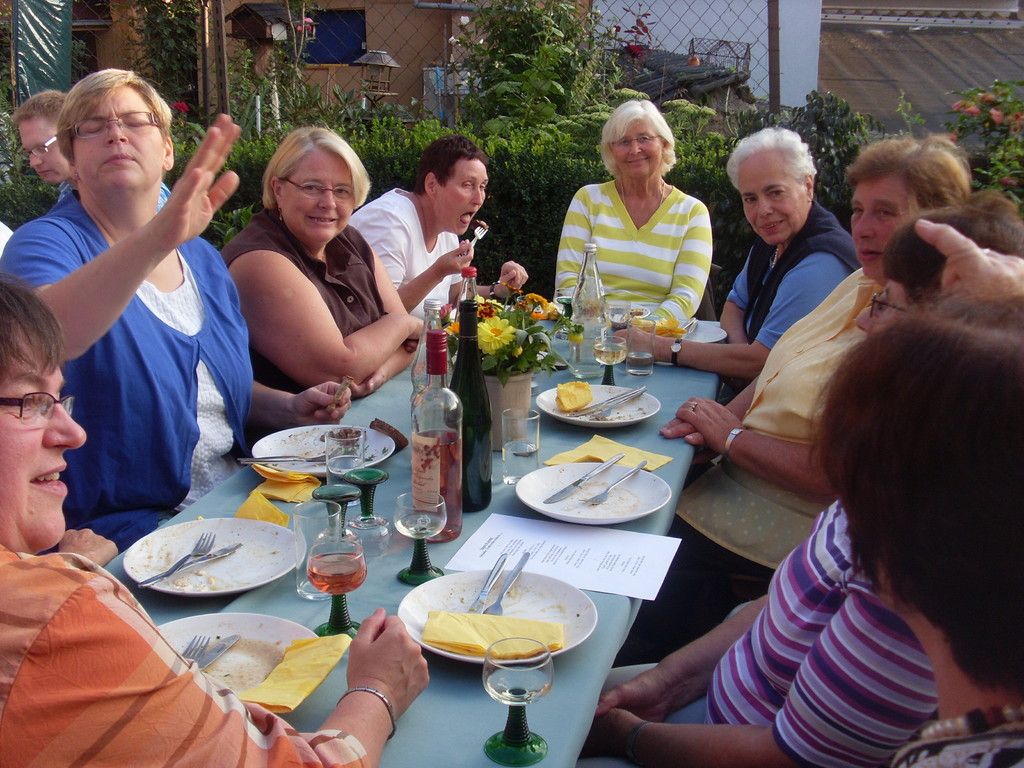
[306,525,366,637]
[594,338,626,386]
[482,638,553,766]
[394,492,446,585]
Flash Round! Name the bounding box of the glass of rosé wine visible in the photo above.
[306,524,367,637]
[393,492,446,585]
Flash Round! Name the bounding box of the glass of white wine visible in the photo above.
[593,338,627,386]
[482,638,553,766]
[394,492,446,585]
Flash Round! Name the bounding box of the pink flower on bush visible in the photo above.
[979,92,998,104]
[1000,177,1019,188]
[963,105,981,116]
[989,108,1004,125]
[172,101,189,113]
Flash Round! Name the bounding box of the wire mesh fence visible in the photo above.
[3,0,771,120]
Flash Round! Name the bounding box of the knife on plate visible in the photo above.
[466,553,508,613]
[196,634,241,669]
[572,387,647,418]
[542,453,626,504]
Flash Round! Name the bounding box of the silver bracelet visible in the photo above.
[723,427,745,462]
[625,720,653,766]
[340,686,397,739]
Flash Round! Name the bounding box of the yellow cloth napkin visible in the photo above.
[250,464,320,503]
[422,611,565,658]
[239,635,350,713]
[654,317,689,338]
[235,490,290,527]
[544,435,672,470]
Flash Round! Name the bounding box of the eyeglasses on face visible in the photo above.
[869,291,908,319]
[21,135,57,159]
[0,392,75,424]
[613,135,656,150]
[282,178,354,202]
[73,111,159,139]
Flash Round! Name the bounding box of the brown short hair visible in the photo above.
[884,191,1024,301]
[11,90,66,126]
[57,69,172,162]
[819,297,1024,695]
[413,135,488,194]
[846,135,971,212]
[0,276,64,386]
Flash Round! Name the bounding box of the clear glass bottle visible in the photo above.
[569,243,607,379]
[410,329,463,542]
[449,299,492,513]
[410,298,444,399]
[458,266,478,305]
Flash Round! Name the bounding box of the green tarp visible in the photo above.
[12,0,73,103]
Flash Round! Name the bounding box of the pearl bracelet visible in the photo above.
[625,720,653,766]
[340,686,397,739]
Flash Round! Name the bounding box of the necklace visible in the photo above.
[920,704,1024,740]
[771,246,781,267]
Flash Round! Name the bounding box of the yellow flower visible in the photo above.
[447,321,460,336]
[478,316,516,354]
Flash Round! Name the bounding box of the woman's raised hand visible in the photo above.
[152,114,241,251]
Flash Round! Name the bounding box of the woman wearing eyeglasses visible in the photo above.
[554,100,713,324]
[0,71,352,551]
[222,127,422,399]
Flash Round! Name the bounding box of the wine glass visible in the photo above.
[594,337,627,386]
[394,492,446,585]
[482,638,553,766]
[306,525,367,637]
[343,467,392,557]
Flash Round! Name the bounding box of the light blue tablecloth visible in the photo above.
[107,361,718,767]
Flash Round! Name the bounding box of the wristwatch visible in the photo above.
[671,338,682,366]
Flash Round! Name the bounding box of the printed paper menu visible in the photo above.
[444,514,680,599]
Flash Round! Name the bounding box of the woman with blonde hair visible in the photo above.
[223,126,422,398]
[555,99,712,323]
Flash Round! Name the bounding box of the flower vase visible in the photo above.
[484,373,534,451]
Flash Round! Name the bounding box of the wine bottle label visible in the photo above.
[411,433,443,506]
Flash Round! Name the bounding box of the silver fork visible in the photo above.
[139,532,216,586]
[483,552,530,616]
[182,635,210,663]
[582,461,648,505]
[469,223,489,247]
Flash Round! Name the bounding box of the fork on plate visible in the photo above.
[139,532,216,586]
[182,635,210,663]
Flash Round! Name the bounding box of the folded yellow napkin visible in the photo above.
[544,435,672,470]
[422,611,565,658]
[239,635,350,713]
[250,464,320,503]
[235,490,290,527]
[654,317,689,338]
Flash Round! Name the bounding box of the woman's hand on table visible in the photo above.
[58,528,118,566]
[347,608,429,719]
[660,397,742,455]
[581,707,644,760]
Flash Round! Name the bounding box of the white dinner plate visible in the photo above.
[685,322,727,344]
[535,385,661,428]
[397,570,597,664]
[515,463,672,524]
[251,424,396,475]
[124,518,295,596]
[160,612,316,692]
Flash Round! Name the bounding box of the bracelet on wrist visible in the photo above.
[340,686,397,739]
[625,720,653,766]
[723,427,745,462]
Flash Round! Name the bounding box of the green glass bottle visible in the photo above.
[449,299,492,512]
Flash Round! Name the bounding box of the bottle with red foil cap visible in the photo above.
[458,265,478,305]
[410,329,463,541]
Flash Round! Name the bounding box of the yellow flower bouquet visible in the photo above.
[446,292,561,385]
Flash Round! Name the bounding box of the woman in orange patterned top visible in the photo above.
[0,274,428,767]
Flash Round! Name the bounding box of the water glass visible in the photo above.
[292,500,342,600]
[502,408,541,485]
[627,316,656,376]
[325,427,365,484]
[605,299,631,332]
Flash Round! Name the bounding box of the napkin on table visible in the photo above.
[239,635,350,713]
[250,463,320,503]
[422,611,565,658]
[235,490,290,527]
[545,435,672,470]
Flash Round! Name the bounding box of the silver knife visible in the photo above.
[140,544,242,587]
[573,387,647,418]
[543,453,626,504]
[466,553,508,613]
[196,634,241,669]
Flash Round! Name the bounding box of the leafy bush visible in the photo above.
[946,79,1024,212]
